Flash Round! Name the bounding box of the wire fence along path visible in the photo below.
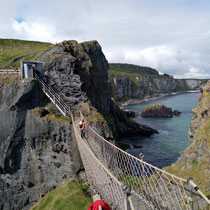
[0,69,20,75]
[34,73,210,210]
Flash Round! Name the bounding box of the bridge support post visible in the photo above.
[122,183,131,210]
[187,178,199,210]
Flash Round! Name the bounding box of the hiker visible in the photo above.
[43,77,48,84]
[88,200,111,210]
[14,67,18,75]
[76,119,86,138]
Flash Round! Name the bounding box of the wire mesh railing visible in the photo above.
[72,115,127,210]
[35,73,70,116]
[85,120,210,210]
[34,74,210,210]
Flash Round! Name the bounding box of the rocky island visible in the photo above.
[141,104,181,117]
[0,39,158,210]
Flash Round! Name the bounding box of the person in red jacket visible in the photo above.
[88,200,111,210]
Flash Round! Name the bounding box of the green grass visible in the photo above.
[108,63,160,77]
[0,74,21,88]
[0,39,53,68]
[31,179,92,210]
[33,105,72,125]
[164,81,210,197]
[119,175,145,189]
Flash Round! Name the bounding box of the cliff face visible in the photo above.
[0,77,81,210]
[165,80,210,196]
[38,40,158,139]
[109,76,204,102]
[39,40,110,111]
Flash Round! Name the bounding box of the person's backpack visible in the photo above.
[80,123,83,128]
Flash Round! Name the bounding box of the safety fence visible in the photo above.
[35,73,70,117]
[0,69,20,75]
[72,115,128,209]
[33,74,210,210]
[85,116,210,210]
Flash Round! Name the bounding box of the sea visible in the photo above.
[121,91,200,169]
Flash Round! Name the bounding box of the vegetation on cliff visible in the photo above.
[0,74,20,88]
[31,179,92,210]
[109,63,159,77]
[141,104,173,117]
[0,39,53,68]
[164,81,210,197]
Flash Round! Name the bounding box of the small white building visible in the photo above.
[21,61,44,79]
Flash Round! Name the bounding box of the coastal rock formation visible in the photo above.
[109,75,205,103]
[141,104,173,117]
[0,78,81,210]
[165,80,210,196]
[173,110,182,116]
[0,41,159,209]
[39,40,158,139]
[39,40,110,111]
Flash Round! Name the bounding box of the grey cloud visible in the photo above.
[0,0,210,78]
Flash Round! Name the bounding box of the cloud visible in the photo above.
[12,19,62,43]
[0,0,210,79]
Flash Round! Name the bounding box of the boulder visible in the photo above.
[125,110,139,118]
[141,104,173,117]
[173,110,182,116]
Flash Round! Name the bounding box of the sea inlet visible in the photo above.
[121,91,199,168]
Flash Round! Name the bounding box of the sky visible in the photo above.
[1,0,210,79]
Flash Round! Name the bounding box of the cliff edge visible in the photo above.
[0,75,81,210]
[165,80,210,197]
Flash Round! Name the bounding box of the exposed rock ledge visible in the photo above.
[141,104,181,117]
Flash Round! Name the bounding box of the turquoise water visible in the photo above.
[121,92,199,168]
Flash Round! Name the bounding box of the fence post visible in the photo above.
[187,178,199,210]
[122,183,131,210]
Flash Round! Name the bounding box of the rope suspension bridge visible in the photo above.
[32,74,210,209]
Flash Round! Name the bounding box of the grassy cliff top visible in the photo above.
[164,80,210,196]
[0,74,21,88]
[108,63,160,77]
[31,179,92,210]
[0,38,53,68]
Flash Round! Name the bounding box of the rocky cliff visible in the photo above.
[165,80,210,196]
[39,40,110,111]
[38,40,158,139]
[109,75,205,103]
[0,76,81,210]
[0,41,159,210]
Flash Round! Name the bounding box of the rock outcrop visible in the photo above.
[141,104,173,117]
[0,41,160,210]
[39,40,110,111]
[39,40,158,139]
[0,78,81,210]
[109,75,206,103]
[164,80,210,196]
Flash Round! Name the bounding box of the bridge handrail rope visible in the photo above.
[35,73,69,107]
[81,113,210,209]
[35,73,70,116]
[71,114,128,209]
[34,74,210,210]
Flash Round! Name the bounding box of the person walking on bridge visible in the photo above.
[76,119,86,138]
